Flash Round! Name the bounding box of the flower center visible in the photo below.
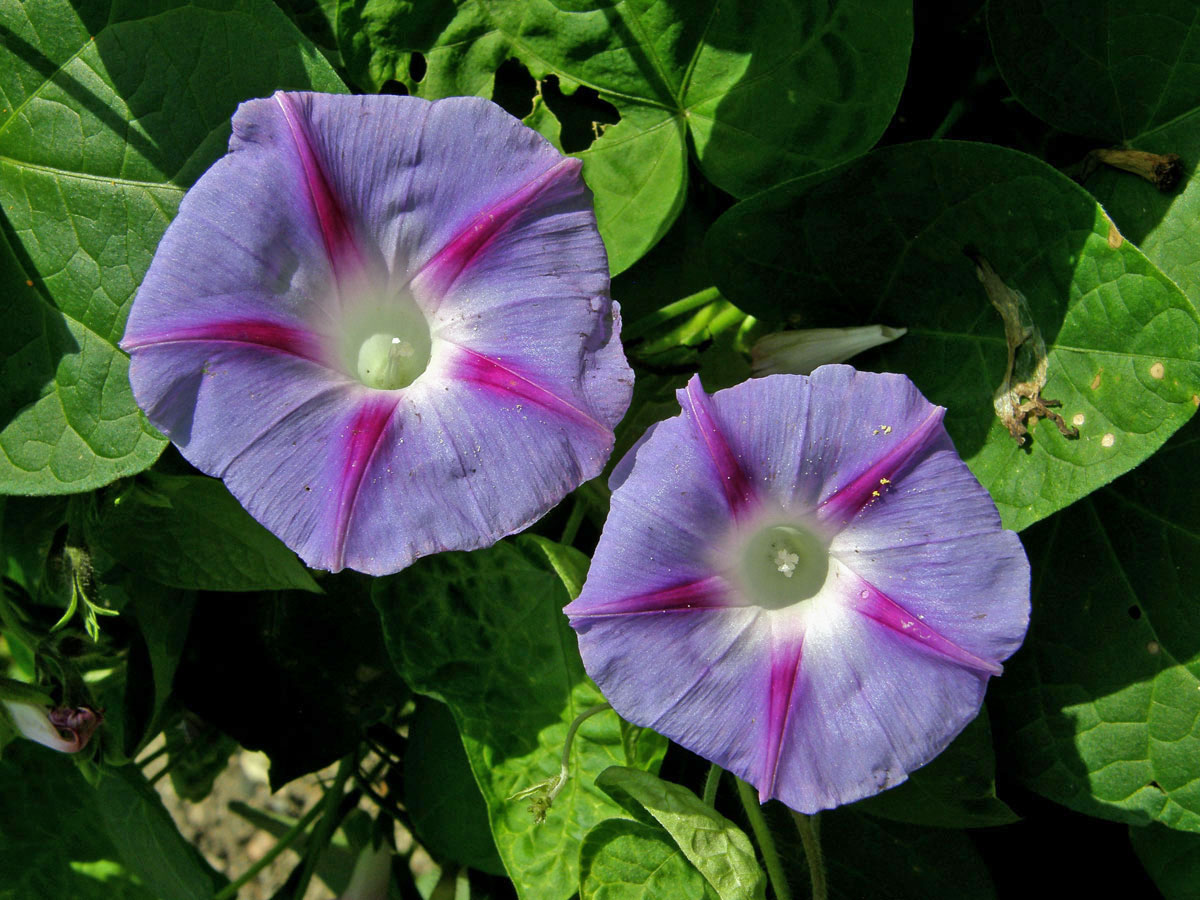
[357,333,425,389]
[340,288,432,390]
[736,523,829,610]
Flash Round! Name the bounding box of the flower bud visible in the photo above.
[2,700,102,753]
[750,325,905,376]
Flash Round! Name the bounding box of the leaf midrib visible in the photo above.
[0,156,187,193]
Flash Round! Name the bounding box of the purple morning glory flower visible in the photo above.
[122,92,630,575]
[565,367,1029,813]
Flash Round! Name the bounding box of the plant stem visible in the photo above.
[624,286,722,340]
[212,801,323,900]
[560,497,587,545]
[735,777,791,900]
[702,763,721,807]
[790,810,827,900]
[290,752,357,900]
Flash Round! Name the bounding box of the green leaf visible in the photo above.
[988,0,1200,140]
[0,0,345,494]
[579,818,718,900]
[337,0,507,97]
[854,707,1017,828]
[1083,105,1200,324]
[0,223,166,494]
[336,0,911,273]
[526,533,590,600]
[94,764,221,900]
[793,807,997,900]
[990,3,1200,335]
[1130,823,1200,899]
[405,697,505,876]
[0,494,66,593]
[594,767,766,900]
[373,536,667,900]
[94,473,320,593]
[0,741,179,900]
[990,415,1200,831]
[708,140,1200,530]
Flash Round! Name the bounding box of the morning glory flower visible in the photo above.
[122,93,630,575]
[2,700,102,753]
[565,367,1029,813]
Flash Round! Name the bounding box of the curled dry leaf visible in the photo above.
[966,249,1079,445]
[1085,148,1184,193]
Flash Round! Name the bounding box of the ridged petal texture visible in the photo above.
[122,93,630,574]
[566,367,1029,813]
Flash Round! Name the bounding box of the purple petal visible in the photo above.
[568,368,1030,813]
[572,606,778,784]
[832,443,1031,666]
[272,93,572,288]
[124,92,628,574]
[567,575,730,617]
[840,566,1003,676]
[770,597,992,811]
[123,319,326,365]
[128,338,379,569]
[563,387,752,610]
[333,350,626,574]
[274,92,367,278]
[679,376,757,518]
[121,99,342,355]
[412,157,588,306]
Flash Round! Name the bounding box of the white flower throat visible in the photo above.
[736,522,829,610]
[338,283,432,390]
[357,333,421,389]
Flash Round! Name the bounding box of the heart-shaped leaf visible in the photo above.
[991,415,1200,831]
[326,0,911,273]
[707,140,1200,530]
[0,0,345,494]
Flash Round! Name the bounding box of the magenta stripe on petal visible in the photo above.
[332,395,400,570]
[759,634,805,801]
[846,575,1003,675]
[274,92,364,278]
[816,405,945,529]
[451,345,610,435]
[121,319,327,366]
[412,157,582,304]
[567,575,731,618]
[681,376,756,518]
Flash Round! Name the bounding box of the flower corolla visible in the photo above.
[566,367,1029,813]
[122,92,630,574]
